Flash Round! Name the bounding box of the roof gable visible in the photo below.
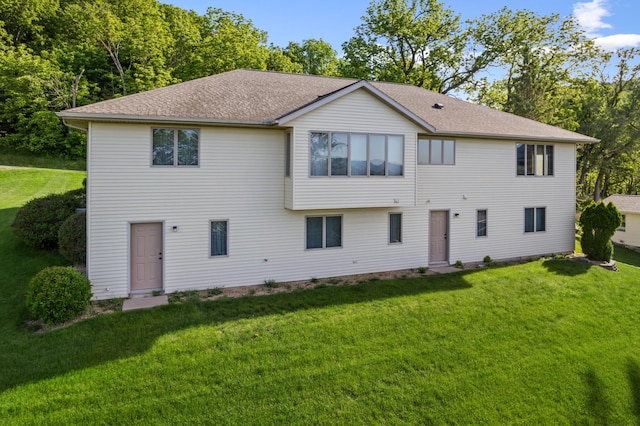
[58,69,598,143]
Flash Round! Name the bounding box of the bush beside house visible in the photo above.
[579,201,622,262]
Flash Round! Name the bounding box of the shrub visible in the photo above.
[12,189,85,249]
[579,201,622,262]
[483,255,492,264]
[58,212,86,264]
[26,266,92,325]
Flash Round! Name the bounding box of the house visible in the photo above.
[58,69,598,300]
[603,195,640,248]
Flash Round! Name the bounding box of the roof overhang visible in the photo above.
[432,130,599,144]
[275,80,437,133]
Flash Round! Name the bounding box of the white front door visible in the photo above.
[429,211,449,264]
[130,223,163,292]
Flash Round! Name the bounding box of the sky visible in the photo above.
[165,0,640,52]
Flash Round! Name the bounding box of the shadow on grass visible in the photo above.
[614,244,640,268]
[0,272,473,392]
[627,359,640,421]
[584,368,612,424]
[541,258,592,276]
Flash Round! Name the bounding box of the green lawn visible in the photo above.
[1,169,640,424]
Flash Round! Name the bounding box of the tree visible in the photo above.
[579,201,622,262]
[284,39,339,75]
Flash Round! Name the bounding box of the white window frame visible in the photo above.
[285,132,292,177]
[305,215,343,249]
[309,131,404,177]
[476,209,487,238]
[210,220,229,257]
[418,138,455,165]
[389,213,402,244]
[151,128,200,167]
[524,207,546,233]
[516,144,554,176]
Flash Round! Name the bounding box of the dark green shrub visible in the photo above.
[58,212,86,264]
[11,189,85,249]
[26,266,92,325]
[579,201,622,262]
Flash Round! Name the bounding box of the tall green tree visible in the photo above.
[284,39,339,75]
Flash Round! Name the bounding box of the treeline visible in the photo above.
[0,0,638,200]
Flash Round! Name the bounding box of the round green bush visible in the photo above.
[26,266,92,325]
[59,212,86,265]
[12,189,85,249]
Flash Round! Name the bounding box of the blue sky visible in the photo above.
[166,0,640,52]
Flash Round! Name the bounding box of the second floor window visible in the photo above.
[517,144,553,176]
[310,132,404,177]
[152,128,199,166]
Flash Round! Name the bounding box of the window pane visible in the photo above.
[331,133,348,176]
[431,139,442,164]
[536,145,545,176]
[536,207,546,232]
[350,134,368,176]
[418,139,430,165]
[524,208,535,233]
[516,144,525,176]
[390,213,402,243]
[325,216,342,248]
[177,129,199,166]
[546,145,554,176]
[387,135,403,176]
[306,217,323,249]
[152,129,174,165]
[526,145,535,176]
[211,221,228,256]
[443,140,455,165]
[477,210,487,237]
[369,134,386,176]
[285,133,291,177]
[310,132,329,176]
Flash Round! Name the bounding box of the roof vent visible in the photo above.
[432,103,444,109]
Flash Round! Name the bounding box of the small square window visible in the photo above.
[153,128,199,166]
[525,207,545,233]
[306,216,342,249]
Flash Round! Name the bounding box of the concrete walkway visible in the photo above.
[122,295,169,312]
[429,265,465,274]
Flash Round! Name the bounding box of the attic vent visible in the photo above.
[432,103,444,109]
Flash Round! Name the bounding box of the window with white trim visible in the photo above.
[524,207,546,233]
[285,132,291,177]
[389,213,402,244]
[152,128,199,166]
[418,138,455,165]
[477,210,487,237]
[306,215,342,249]
[517,144,553,176]
[210,220,228,256]
[310,132,404,177]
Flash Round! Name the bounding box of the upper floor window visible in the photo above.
[285,132,291,177]
[310,132,403,177]
[418,138,455,165]
[152,128,199,166]
[517,144,553,176]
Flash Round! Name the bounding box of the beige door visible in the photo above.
[429,211,449,263]
[130,223,163,292]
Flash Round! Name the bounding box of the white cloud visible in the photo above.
[573,0,640,50]
[574,0,612,36]
[594,34,640,50]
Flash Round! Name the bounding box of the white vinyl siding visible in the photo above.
[287,88,420,210]
[87,122,426,300]
[612,212,640,247]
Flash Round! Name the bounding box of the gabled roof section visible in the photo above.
[603,195,640,214]
[58,69,598,143]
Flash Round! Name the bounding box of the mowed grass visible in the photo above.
[1,169,640,424]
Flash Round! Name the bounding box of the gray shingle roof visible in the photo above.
[603,195,640,213]
[59,69,598,143]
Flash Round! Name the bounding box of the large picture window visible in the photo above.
[418,138,455,165]
[152,128,199,166]
[517,144,553,176]
[306,215,342,249]
[524,207,546,233]
[310,132,404,177]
